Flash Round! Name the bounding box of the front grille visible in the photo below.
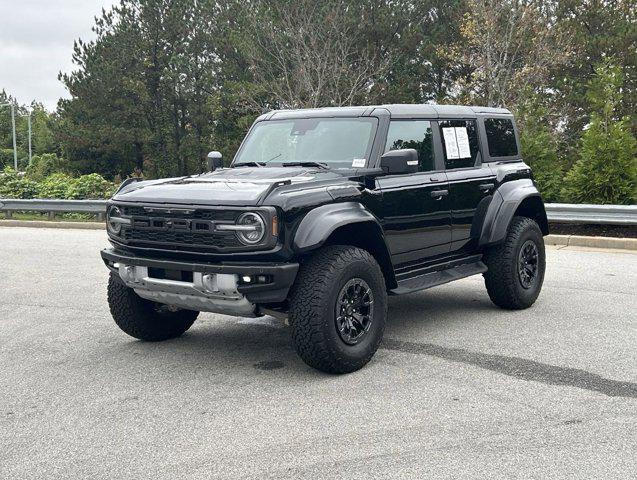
[121,228,240,249]
[117,206,245,251]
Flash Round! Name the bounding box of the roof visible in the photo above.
[381,104,512,118]
[261,104,512,121]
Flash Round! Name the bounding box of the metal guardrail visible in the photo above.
[544,203,637,225]
[0,199,107,220]
[0,199,635,225]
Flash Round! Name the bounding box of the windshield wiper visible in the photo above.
[281,161,329,170]
[235,153,282,168]
[234,161,266,168]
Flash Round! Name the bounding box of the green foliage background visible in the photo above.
[560,64,637,204]
[0,0,635,204]
[0,167,116,200]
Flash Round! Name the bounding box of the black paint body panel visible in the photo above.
[105,104,548,300]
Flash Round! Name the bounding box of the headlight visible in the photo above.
[106,206,124,235]
[235,212,266,245]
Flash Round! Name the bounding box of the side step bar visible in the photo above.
[391,260,487,295]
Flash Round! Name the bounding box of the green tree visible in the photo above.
[0,91,26,165]
[0,92,63,171]
[562,64,637,204]
[44,0,635,191]
[359,0,470,104]
[30,103,59,155]
[25,153,70,181]
[59,0,227,179]
[58,8,150,178]
[517,100,567,202]
[456,0,568,107]
[0,148,13,169]
[551,0,636,148]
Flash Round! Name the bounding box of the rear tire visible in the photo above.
[289,246,388,374]
[483,216,546,310]
[107,273,199,341]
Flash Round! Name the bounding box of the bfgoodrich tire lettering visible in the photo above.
[107,273,199,341]
[483,216,546,310]
[289,246,388,374]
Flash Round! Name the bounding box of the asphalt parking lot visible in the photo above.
[1,227,636,479]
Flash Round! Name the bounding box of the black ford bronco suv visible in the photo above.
[101,104,548,373]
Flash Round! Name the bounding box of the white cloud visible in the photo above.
[0,0,116,110]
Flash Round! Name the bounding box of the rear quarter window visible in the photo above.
[484,118,518,157]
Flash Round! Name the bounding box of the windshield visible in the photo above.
[233,117,378,168]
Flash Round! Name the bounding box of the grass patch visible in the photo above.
[0,211,102,222]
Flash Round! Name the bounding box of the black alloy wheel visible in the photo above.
[335,278,374,345]
[518,239,539,289]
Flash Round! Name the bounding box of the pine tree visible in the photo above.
[562,63,637,204]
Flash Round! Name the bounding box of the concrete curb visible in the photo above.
[545,234,637,251]
[0,220,105,230]
[1,220,635,251]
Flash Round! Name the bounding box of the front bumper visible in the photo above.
[101,248,299,316]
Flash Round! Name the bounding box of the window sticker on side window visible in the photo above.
[352,158,366,168]
[455,127,471,158]
[442,128,459,159]
[442,127,471,159]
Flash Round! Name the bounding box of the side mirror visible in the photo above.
[207,151,224,171]
[380,149,419,175]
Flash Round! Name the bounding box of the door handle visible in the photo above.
[430,189,449,199]
[479,183,495,191]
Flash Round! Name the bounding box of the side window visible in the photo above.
[485,118,518,157]
[384,120,435,172]
[439,120,480,169]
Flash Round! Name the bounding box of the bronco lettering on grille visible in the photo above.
[131,217,216,233]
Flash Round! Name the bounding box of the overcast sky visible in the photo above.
[0,0,116,110]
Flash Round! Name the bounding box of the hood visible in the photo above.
[112,167,343,206]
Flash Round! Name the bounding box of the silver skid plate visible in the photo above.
[117,264,256,317]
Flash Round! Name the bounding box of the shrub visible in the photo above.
[38,173,74,199]
[0,168,117,200]
[66,173,117,199]
[0,167,39,199]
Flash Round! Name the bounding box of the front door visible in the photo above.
[376,119,452,264]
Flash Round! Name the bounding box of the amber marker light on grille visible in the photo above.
[271,215,279,236]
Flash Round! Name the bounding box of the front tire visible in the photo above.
[107,273,199,341]
[483,216,546,310]
[289,246,388,374]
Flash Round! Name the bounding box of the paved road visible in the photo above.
[1,227,636,479]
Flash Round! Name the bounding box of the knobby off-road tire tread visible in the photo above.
[483,216,545,310]
[107,273,198,341]
[289,246,387,374]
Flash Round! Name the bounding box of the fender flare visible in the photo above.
[293,202,383,253]
[479,179,548,245]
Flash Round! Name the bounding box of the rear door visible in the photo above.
[438,119,496,252]
[376,119,452,264]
